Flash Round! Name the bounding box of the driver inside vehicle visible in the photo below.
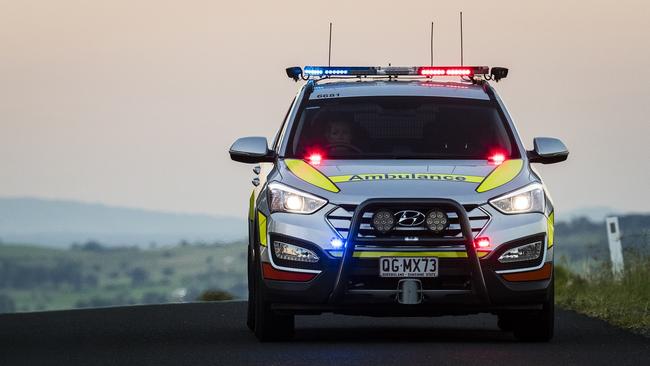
[325,119,361,154]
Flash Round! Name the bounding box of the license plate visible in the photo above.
[379,257,438,278]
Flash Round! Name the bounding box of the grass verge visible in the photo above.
[555,257,650,337]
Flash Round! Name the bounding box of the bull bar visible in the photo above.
[327,198,491,305]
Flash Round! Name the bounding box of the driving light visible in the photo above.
[268,182,327,214]
[489,183,545,214]
[498,241,543,263]
[425,209,449,233]
[273,242,320,263]
[372,209,395,234]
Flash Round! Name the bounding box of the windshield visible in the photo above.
[285,96,518,160]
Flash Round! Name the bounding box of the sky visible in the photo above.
[1,0,649,218]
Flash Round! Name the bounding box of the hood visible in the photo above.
[279,159,509,205]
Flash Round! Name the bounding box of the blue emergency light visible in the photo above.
[303,66,377,76]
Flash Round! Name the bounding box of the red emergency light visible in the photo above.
[307,152,323,165]
[474,237,491,249]
[417,66,490,77]
[488,152,507,165]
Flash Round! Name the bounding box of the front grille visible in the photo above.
[326,204,490,244]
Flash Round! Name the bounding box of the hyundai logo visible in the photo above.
[394,210,426,227]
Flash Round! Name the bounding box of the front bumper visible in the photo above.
[259,198,553,315]
[262,255,551,316]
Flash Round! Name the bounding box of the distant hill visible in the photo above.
[0,197,246,248]
[558,206,620,223]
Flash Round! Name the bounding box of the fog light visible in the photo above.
[498,241,542,263]
[372,209,394,234]
[273,242,319,263]
[425,209,449,233]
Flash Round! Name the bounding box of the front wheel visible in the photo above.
[252,253,294,341]
[497,313,515,331]
[512,277,555,342]
[246,244,255,331]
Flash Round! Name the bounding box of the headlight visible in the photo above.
[273,242,320,263]
[268,182,327,214]
[489,183,545,214]
[498,241,543,263]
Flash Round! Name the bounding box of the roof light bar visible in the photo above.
[288,65,508,81]
[301,65,491,78]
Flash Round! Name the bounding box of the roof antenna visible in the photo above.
[328,22,333,66]
[459,12,464,66]
[430,21,434,66]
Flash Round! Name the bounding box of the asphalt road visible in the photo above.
[1,301,648,366]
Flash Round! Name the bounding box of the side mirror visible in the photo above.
[229,137,275,164]
[527,137,569,164]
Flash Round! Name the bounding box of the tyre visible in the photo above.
[246,244,255,331]
[497,313,515,331]
[252,243,294,341]
[513,277,555,342]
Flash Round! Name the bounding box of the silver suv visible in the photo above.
[230,65,568,342]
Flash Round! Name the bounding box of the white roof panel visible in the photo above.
[310,80,490,100]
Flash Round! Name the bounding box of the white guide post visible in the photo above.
[605,216,624,280]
